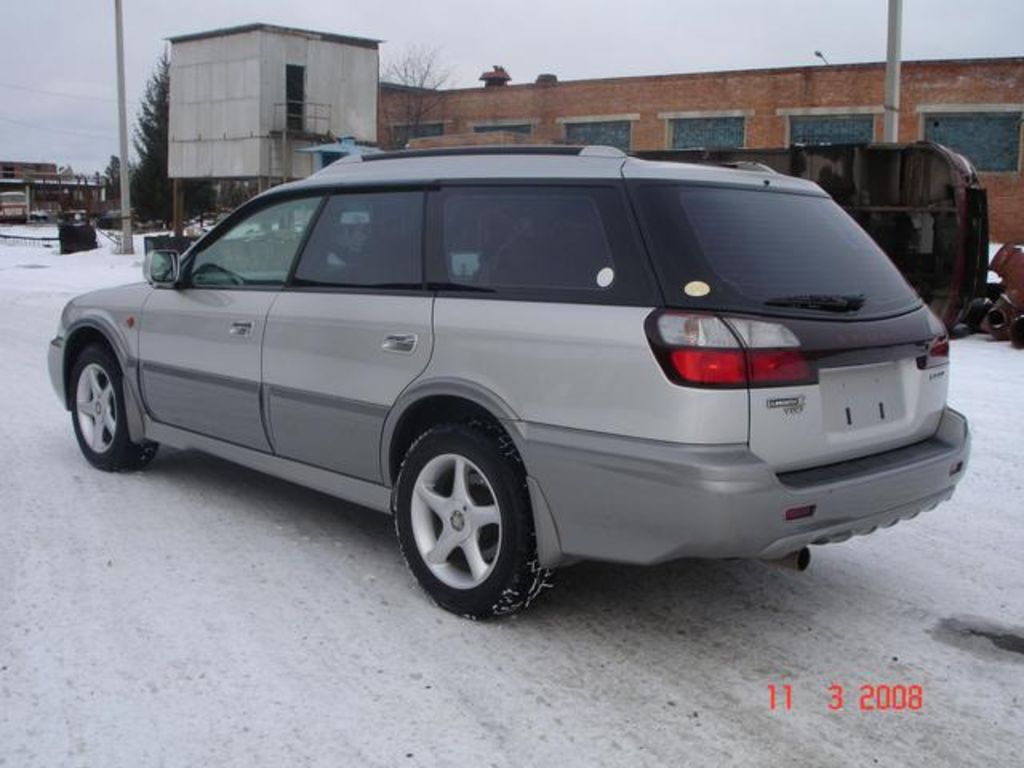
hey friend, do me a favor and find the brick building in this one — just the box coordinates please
[1,160,58,180]
[379,57,1024,242]
[0,160,108,219]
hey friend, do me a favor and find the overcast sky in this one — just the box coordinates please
[1,0,1020,173]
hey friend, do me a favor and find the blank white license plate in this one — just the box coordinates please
[820,362,905,430]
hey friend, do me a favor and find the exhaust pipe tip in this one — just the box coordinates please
[763,547,811,571]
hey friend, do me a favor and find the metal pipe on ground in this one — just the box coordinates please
[1011,315,1024,349]
[963,297,994,333]
[762,548,811,571]
[990,243,1024,307]
[982,294,1020,341]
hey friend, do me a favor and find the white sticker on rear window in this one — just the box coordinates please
[596,267,615,288]
[684,280,711,297]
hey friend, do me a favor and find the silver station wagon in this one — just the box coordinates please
[49,146,970,617]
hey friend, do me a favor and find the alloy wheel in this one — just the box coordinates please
[409,452,502,589]
[75,363,117,454]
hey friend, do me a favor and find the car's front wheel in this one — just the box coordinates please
[393,423,552,618]
[70,344,158,472]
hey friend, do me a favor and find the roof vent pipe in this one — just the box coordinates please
[480,65,511,87]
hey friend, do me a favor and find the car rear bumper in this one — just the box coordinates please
[521,407,969,566]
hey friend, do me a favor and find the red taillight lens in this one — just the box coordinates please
[917,336,950,369]
[748,349,812,385]
[670,349,747,385]
[648,311,816,388]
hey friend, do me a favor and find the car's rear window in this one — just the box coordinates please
[634,184,922,318]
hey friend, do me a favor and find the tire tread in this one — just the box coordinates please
[70,343,158,472]
[393,421,554,619]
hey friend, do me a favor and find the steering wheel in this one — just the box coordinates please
[192,261,244,286]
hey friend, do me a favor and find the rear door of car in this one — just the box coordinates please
[420,182,713,442]
[138,195,321,451]
[261,188,432,482]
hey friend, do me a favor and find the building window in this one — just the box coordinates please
[564,121,631,152]
[1,165,14,179]
[924,112,1021,172]
[670,117,745,149]
[790,115,874,146]
[390,122,444,147]
[473,123,532,135]
[286,64,305,131]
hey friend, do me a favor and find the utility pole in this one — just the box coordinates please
[114,0,134,254]
[883,0,903,142]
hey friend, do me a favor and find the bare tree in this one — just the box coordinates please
[380,45,452,149]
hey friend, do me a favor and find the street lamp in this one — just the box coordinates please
[814,50,831,65]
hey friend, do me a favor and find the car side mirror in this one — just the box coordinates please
[144,249,180,287]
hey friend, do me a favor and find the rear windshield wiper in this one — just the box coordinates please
[764,293,865,312]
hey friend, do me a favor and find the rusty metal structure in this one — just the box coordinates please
[990,242,1024,305]
[1011,315,1024,349]
[983,242,1024,343]
[637,142,989,329]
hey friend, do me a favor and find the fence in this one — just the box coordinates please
[0,232,59,248]
[0,224,97,254]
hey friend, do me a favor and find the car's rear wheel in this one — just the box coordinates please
[70,344,158,472]
[393,423,552,618]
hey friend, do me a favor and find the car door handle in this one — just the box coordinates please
[381,333,417,353]
[229,321,254,337]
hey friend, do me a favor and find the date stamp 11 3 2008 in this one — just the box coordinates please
[768,683,924,713]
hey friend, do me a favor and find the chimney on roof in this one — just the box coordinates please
[480,65,511,87]
[535,73,558,85]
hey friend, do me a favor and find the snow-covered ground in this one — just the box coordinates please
[1,236,1021,768]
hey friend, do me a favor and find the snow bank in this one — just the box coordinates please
[0,225,147,296]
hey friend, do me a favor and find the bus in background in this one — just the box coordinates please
[0,191,29,223]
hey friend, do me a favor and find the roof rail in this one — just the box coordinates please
[349,145,626,163]
[714,160,780,174]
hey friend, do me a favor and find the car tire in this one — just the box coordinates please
[69,344,158,472]
[393,422,553,619]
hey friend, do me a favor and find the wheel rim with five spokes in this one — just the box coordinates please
[75,363,117,454]
[410,453,502,589]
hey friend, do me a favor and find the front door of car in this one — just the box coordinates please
[138,195,322,451]
[262,190,432,482]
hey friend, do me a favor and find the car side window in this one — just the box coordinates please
[292,191,423,288]
[441,188,617,293]
[189,196,321,287]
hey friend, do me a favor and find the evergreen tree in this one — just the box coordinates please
[130,52,213,225]
[103,155,120,200]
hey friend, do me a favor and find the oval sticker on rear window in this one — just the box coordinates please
[684,280,711,297]
[596,267,615,288]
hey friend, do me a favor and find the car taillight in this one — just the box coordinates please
[646,311,815,388]
[748,349,813,384]
[917,335,950,369]
[669,349,747,385]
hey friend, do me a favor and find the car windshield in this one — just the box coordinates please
[635,184,923,318]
